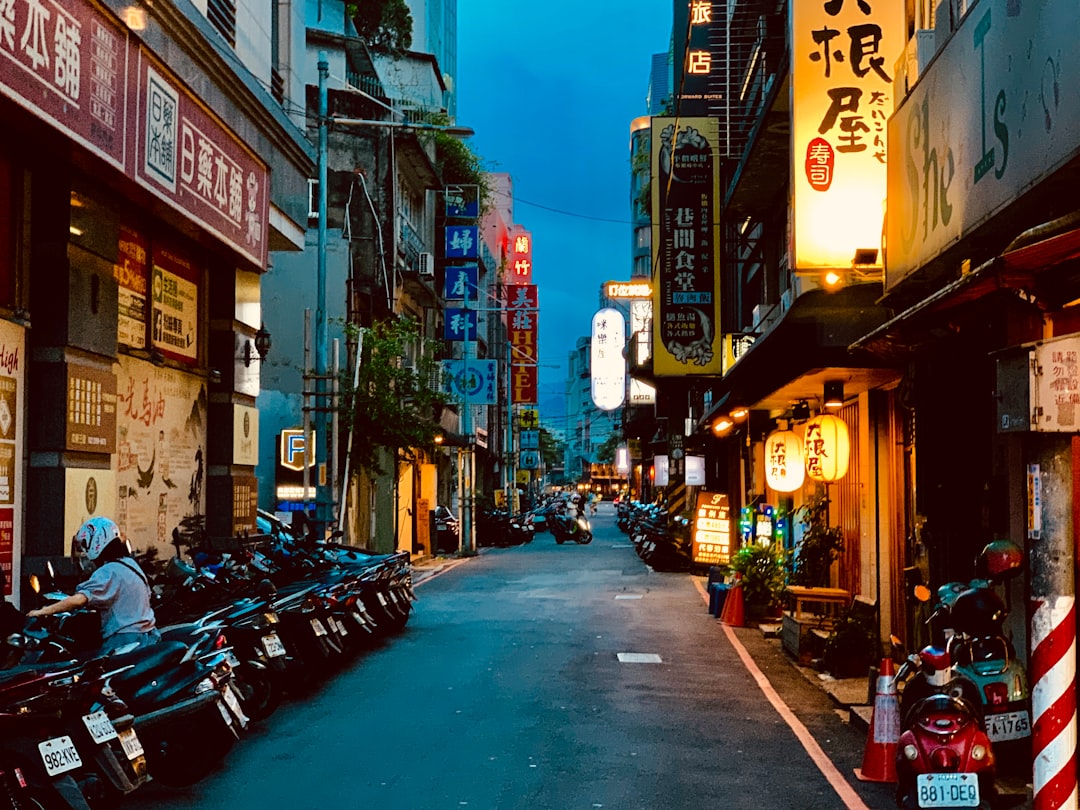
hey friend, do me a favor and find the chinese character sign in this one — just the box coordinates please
[591,308,625,411]
[440,359,498,405]
[443,265,479,302]
[692,491,731,565]
[445,225,478,260]
[151,245,198,362]
[443,309,478,342]
[792,0,902,270]
[650,117,722,376]
[673,1,724,117]
[445,185,480,219]
[507,226,533,283]
[506,284,539,366]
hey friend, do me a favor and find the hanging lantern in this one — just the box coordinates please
[803,413,850,482]
[764,429,805,492]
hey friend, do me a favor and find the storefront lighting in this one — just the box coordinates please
[823,380,844,409]
[804,413,850,482]
[765,428,805,493]
[69,225,84,237]
[712,417,733,434]
[121,5,147,30]
[730,407,749,419]
[824,270,842,287]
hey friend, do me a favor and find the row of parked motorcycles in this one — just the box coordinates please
[888,540,1030,810]
[0,510,416,809]
[616,500,691,571]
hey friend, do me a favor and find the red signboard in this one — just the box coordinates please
[0,0,270,268]
[512,364,537,405]
[507,227,533,283]
[506,284,537,357]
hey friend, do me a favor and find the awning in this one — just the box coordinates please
[854,219,1080,358]
[699,283,897,428]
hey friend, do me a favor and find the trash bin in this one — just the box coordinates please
[709,583,729,617]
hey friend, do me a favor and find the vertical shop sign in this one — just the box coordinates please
[507,227,533,283]
[591,308,625,411]
[444,225,478,260]
[115,226,149,349]
[507,284,539,403]
[0,509,11,596]
[672,0,723,116]
[792,0,902,270]
[151,244,198,362]
[651,117,721,376]
[443,264,479,302]
[233,404,258,465]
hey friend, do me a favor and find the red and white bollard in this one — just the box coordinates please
[1031,595,1077,809]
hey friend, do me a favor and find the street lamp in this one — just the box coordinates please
[315,52,476,544]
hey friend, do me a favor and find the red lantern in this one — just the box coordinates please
[765,429,805,492]
[803,414,850,482]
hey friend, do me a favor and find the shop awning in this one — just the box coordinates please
[854,217,1080,358]
[699,283,897,428]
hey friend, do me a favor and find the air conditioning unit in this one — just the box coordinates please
[418,252,434,277]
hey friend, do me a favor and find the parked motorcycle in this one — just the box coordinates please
[904,541,1030,772]
[892,634,996,810]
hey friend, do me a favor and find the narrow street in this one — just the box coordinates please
[127,506,896,810]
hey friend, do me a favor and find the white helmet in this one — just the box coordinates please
[75,516,121,561]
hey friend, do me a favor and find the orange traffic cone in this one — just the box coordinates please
[719,573,745,627]
[854,657,900,783]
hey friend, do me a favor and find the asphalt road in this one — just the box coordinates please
[126,505,896,809]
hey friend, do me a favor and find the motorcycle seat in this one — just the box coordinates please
[106,640,190,691]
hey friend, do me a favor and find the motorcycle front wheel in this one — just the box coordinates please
[575,532,593,545]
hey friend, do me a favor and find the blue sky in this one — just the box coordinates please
[455,1,671,424]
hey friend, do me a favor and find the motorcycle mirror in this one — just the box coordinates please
[913,583,932,603]
[46,560,56,580]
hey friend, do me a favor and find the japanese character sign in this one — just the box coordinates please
[792,0,901,270]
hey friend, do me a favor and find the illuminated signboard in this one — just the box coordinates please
[692,491,731,565]
[791,0,903,270]
[604,281,652,299]
[507,227,533,283]
[591,308,625,411]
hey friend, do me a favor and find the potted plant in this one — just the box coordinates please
[729,543,787,620]
[790,494,843,588]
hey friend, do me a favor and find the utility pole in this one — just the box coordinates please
[314,52,330,538]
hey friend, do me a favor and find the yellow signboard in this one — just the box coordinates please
[692,491,732,565]
[519,409,539,429]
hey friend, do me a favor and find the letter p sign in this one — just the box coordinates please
[280,428,314,472]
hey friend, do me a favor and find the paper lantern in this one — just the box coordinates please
[803,414,850,482]
[765,429,805,492]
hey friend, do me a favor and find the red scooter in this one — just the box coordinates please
[893,638,996,809]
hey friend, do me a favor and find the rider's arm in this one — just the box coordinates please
[27,591,88,618]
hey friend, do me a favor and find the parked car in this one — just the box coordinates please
[434,506,459,553]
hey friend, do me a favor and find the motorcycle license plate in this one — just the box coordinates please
[117,727,144,761]
[222,683,249,728]
[333,618,348,636]
[986,709,1031,742]
[261,633,287,658]
[38,736,83,777]
[81,710,118,744]
[916,773,979,807]
[310,618,328,636]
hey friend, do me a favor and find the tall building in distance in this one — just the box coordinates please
[647,50,673,115]
[405,0,459,116]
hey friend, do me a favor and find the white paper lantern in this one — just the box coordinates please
[803,414,850,482]
[765,429,805,492]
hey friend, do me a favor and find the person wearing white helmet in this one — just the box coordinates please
[27,516,159,654]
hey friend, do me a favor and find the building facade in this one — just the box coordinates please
[0,0,314,605]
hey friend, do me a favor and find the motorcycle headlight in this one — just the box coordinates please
[902,744,919,761]
[971,745,987,761]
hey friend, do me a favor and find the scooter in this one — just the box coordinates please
[906,541,1030,771]
[892,635,996,810]
[549,506,593,545]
